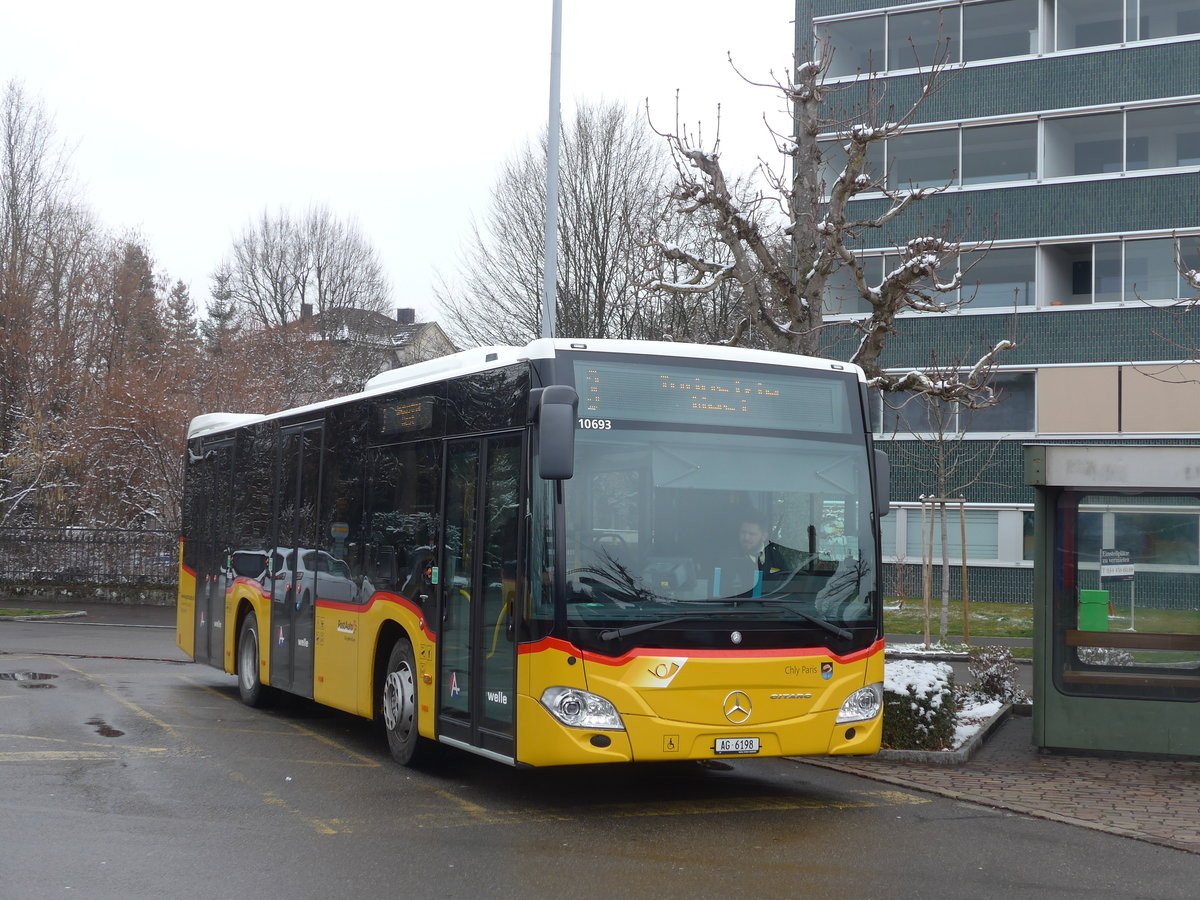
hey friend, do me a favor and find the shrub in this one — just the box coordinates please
[1077,646,1136,667]
[882,660,958,751]
[967,645,1029,704]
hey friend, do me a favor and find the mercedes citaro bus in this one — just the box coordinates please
[178,339,889,766]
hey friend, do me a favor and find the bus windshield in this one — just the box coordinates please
[555,356,878,652]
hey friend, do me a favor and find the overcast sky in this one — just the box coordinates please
[2,1,796,321]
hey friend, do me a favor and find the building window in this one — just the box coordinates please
[1126,103,1200,169]
[825,235,1198,316]
[1043,241,1112,304]
[823,255,885,316]
[874,372,1035,436]
[963,0,1040,60]
[961,122,1038,184]
[1136,0,1200,40]
[904,507,1000,561]
[885,505,1034,567]
[1044,112,1123,177]
[1042,237,1200,305]
[886,130,959,190]
[1056,0,1124,50]
[967,372,1036,431]
[1124,237,1181,301]
[817,16,884,78]
[817,0,1200,79]
[818,138,884,195]
[962,246,1037,307]
[888,7,960,71]
[881,511,898,559]
[825,104,1193,202]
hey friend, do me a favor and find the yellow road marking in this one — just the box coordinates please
[6,658,359,836]
[412,787,930,827]
[0,749,168,762]
[228,771,351,835]
[0,732,168,752]
[283,721,382,768]
[56,659,181,739]
[181,678,236,701]
[180,674,381,768]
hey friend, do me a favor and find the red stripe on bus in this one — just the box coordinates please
[520,635,884,666]
[315,591,435,641]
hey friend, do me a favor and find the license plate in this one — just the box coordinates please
[714,737,760,755]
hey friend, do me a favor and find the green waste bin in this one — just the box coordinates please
[1078,589,1110,631]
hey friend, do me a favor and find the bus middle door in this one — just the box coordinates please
[270,422,323,698]
[438,434,522,761]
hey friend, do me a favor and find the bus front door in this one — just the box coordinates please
[438,434,522,761]
[270,423,323,698]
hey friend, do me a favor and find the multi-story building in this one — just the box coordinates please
[798,1,1200,607]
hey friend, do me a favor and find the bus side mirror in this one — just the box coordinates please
[874,449,890,517]
[537,385,578,480]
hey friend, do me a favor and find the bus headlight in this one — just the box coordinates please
[836,683,883,724]
[540,687,624,730]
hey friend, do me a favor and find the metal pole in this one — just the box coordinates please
[541,0,563,340]
[959,497,970,644]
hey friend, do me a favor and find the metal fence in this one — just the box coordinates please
[0,528,177,589]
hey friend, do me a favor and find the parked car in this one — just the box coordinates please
[269,547,357,607]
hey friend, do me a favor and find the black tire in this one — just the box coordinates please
[381,639,428,765]
[237,611,278,708]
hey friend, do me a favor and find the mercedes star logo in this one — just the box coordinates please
[723,690,752,724]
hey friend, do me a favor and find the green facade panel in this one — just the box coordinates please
[820,42,1200,125]
[841,172,1200,244]
[837,305,1200,369]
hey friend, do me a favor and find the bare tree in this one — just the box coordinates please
[221,205,391,330]
[648,50,1013,403]
[881,351,1012,645]
[436,101,685,346]
[1,81,83,433]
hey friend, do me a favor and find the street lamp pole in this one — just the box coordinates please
[541,0,563,340]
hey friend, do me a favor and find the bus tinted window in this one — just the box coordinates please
[445,366,529,434]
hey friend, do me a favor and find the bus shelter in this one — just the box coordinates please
[1026,444,1200,756]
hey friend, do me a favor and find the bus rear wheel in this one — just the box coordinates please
[381,639,427,765]
[237,611,277,708]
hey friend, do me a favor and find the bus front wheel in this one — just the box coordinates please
[237,612,277,708]
[381,639,427,765]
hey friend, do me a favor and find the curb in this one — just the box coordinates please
[876,701,1013,765]
[0,611,88,621]
[885,649,1033,665]
[800,702,1015,770]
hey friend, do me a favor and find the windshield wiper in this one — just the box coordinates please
[599,611,777,641]
[727,600,853,641]
[599,615,699,641]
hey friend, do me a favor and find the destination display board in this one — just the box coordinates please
[572,358,854,434]
[374,396,434,437]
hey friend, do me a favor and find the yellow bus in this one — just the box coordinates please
[178,339,889,766]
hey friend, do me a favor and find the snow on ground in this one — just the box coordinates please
[951,698,1004,749]
[885,657,1006,751]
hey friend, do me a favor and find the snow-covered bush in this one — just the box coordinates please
[1077,646,1136,667]
[967,645,1029,704]
[882,659,958,751]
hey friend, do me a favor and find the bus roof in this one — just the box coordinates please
[187,339,865,441]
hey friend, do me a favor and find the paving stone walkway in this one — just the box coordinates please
[803,713,1200,854]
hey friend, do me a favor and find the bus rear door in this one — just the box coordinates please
[190,438,234,668]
